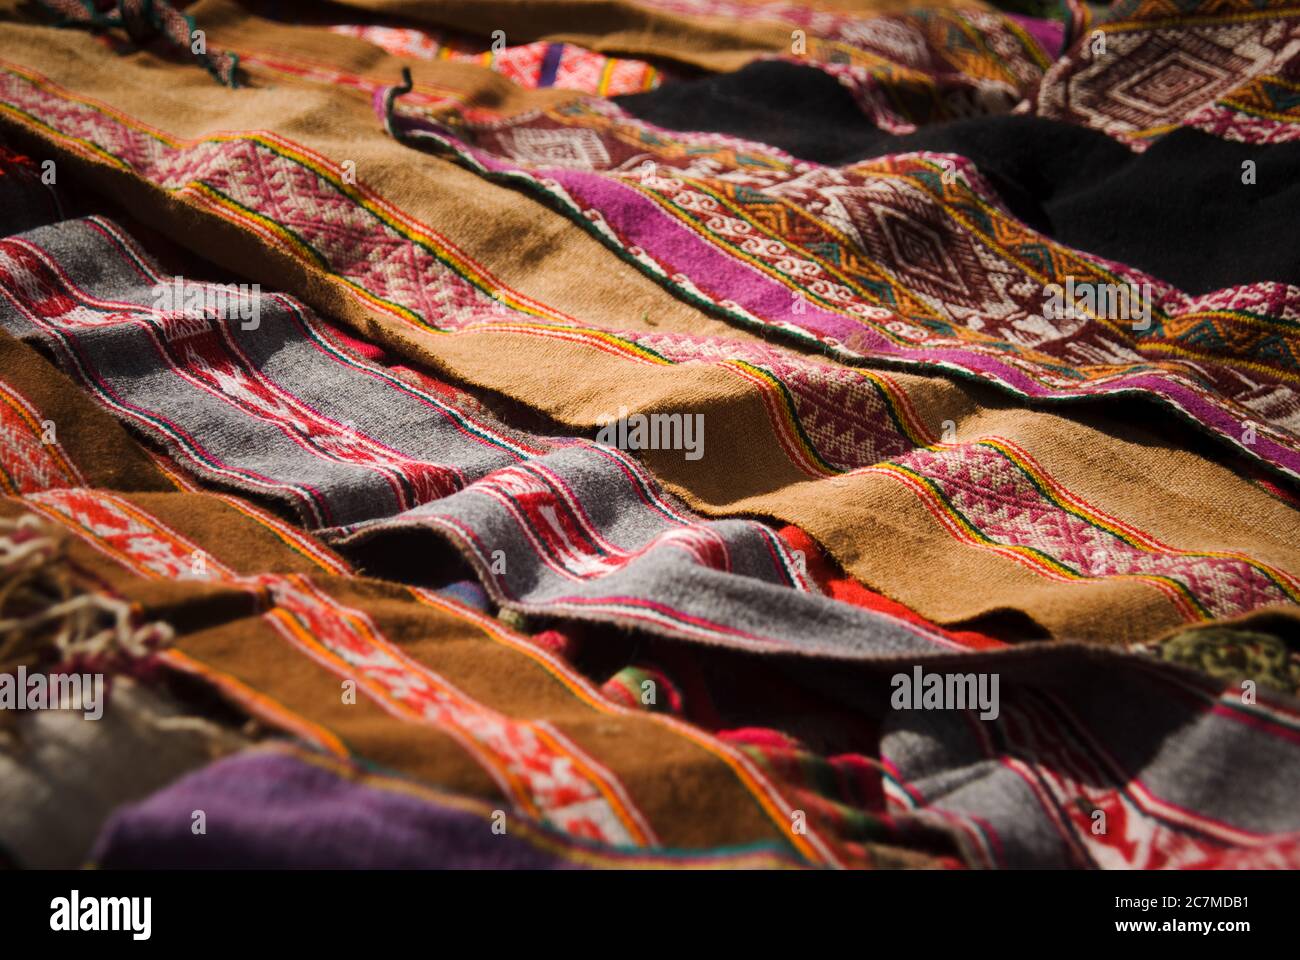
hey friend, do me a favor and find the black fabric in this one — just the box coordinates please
[615,61,1300,293]
[614,61,881,166]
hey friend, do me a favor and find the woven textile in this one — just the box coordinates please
[3,302,1298,867]
[386,70,1300,482]
[1,0,1299,871]
[328,24,668,95]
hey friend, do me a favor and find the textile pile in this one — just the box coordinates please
[1,0,1299,870]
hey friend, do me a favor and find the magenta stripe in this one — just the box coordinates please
[472,157,1300,480]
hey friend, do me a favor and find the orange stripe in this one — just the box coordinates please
[158,648,351,758]
[408,587,843,866]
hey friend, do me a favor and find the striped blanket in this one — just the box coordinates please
[1,0,1299,870]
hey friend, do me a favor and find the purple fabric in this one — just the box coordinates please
[91,750,585,869]
[539,42,565,88]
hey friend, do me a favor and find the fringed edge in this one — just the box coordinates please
[0,513,174,699]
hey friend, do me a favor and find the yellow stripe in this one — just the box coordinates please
[984,438,1300,600]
